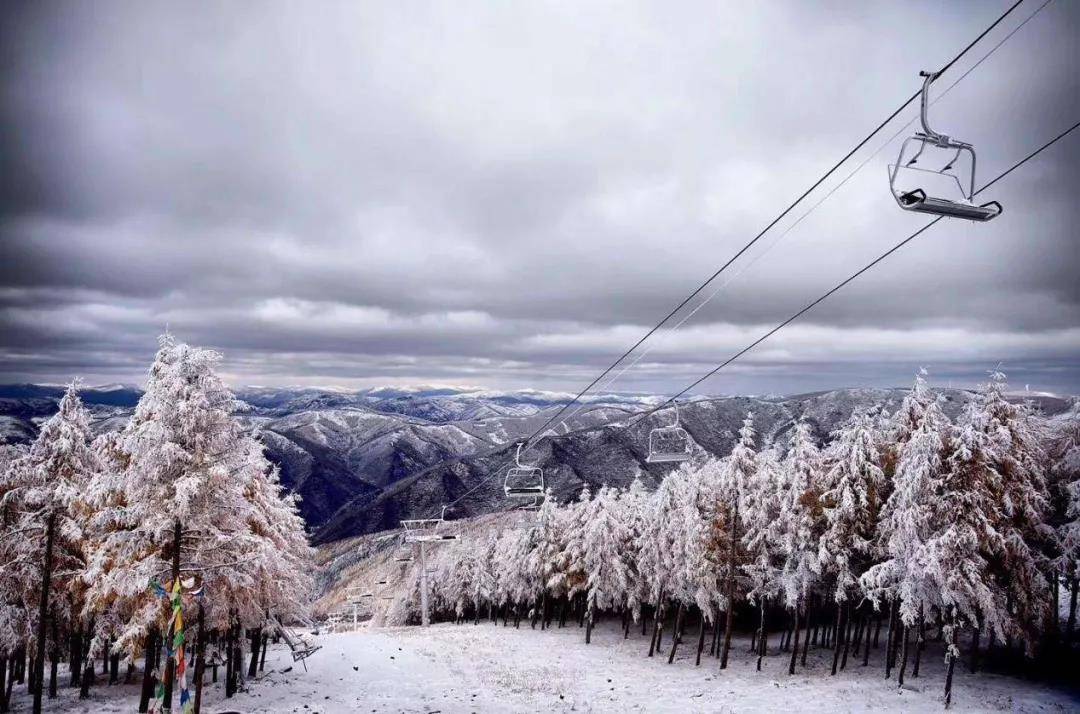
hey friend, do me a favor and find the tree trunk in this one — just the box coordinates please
[162,518,182,711]
[1067,577,1078,645]
[109,652,119,685]
[247,628,261,678]
[32,511,56,714]
[259,630,268,673]
[69,629,82,688]
[830,602,844,676]
[225,625,235,699]
[898,624,910,686]
[585,606,594,645]
[0,655,8,714]
[873,612,883,648]
[841,608,853,670]
[944,623,957,708]
[884,599,896,679]
[648,597,663,657]
[667,604,685,664]
[193,603,206,714]
[912,613,924,678]
[138,629,156,713]
[721,504,738,670]
[756,600,767,671]
[788,605,801,675]
[970,627,980,673]
[48,613,58,699]
[801,603,811,667]
[695,611,707,666]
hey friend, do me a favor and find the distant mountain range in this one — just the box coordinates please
[1,383,1071,545]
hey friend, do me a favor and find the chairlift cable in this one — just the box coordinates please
[412,0,1037,522]
[621,118,1080,433]
[521,0,1028,450]
[543,0,1054,436]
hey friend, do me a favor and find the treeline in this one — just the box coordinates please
[0,334,314,713]
[389,371,1079,707]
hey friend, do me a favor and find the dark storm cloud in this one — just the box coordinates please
[1,0,1078,393]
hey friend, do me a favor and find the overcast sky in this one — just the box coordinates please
[1,0,1078,396]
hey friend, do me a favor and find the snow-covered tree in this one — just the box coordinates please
[966,371,1052,650]
[777,419,823,612]
[818,410,885,604]
[861,370,949,627]
[580,487,634,641]
[0,381,99,702]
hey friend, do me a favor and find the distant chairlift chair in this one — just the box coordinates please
[504,442,545,499]
[888,70,1001,222]
[401,506,460,543]
[646,402,693,464]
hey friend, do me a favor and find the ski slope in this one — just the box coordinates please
[29,621,1079,713]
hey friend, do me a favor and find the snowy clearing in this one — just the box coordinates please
[20,621,1078,713]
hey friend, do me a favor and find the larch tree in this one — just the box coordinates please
[776,419,824,673]
[819,409,885,605]
[860,370,949,679]
[0,382,99,710]
[968,371,1052,651]
[580,487,633,643]
[740,447,782,670]
[718,412,756,669]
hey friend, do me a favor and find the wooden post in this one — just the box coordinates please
[32,511,56,714]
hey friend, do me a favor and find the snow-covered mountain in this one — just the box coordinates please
[1,383,1071,544]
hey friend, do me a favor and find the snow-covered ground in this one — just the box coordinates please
[16,621,1079,713]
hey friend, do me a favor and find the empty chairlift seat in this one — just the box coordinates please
[646,402,693,464]
[504,442,545,498]
[888,70,1001,222]
[401,506,460,543]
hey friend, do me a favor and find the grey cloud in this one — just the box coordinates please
[1,0,1078,394]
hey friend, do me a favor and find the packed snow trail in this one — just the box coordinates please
[23,621,1079,713]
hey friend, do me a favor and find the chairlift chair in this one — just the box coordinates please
[504,442,545,498]
[268,615,321,669]
[646,402,693,464]
[888,70,1002,222]
[401,506,460,543]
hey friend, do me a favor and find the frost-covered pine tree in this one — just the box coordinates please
[1048,400,1080,640]
[84,334,312,709]
[741,446,783,669]
[965,371,1051,650]
[860,370,949,670]
[0,381,99,705]
[818,409,885,605]
[718,412,756,668]
[580,487,633,643]
[777,419,823,614]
